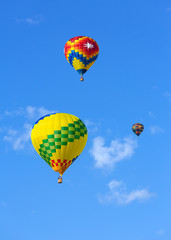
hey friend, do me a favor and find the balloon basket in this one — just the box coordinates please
[80,77,84,81]
[58,177,63,184]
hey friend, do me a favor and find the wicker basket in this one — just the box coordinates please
[58,177,63,184]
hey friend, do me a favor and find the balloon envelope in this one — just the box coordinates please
[31,113,88,176]
[132,123,144,136]
[64,36,99,80]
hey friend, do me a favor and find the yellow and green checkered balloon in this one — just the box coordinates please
[31,113,88,177]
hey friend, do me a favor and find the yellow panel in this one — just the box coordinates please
[72,58,86,70]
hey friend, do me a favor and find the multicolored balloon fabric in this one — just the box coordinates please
[31,113,88,180]
[132,123,144,136]
[64,36,99,81]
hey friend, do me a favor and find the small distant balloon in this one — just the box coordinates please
[132,123,144,136]
[64,36,99,81]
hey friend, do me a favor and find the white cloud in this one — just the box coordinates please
[4,108,24,117]
[148,111,156,118]
[106,128,113,135]
[84,119,99,133]
[90,136,137,169]
[98,180,154,205]
[2,106,57,151]
[1,201,7,208]
[164,91,171,102]
[2,106,56,121]
[156,229,165,235]
[26,106,55,120]
[149,126,164,134]
[15,16,43,24]
[36,107,55,118]
[153,85,158,89]
[26,106,36,118]
[4,123,32,150]
[25,17,40,24]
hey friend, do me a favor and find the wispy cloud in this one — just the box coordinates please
[166,8,171,11]
[90,136,137,169]
[156,229,165,235]
[1,201,7,208]
[98,180,154,205]
[26,106,55,120]
[149,126,164,134]
[2,106,56,121]
[31,210,36,214]
[4,123,32,150]
[153,85,158,89]
[4,107,24,117]
[1,106,57,151]
[148,111,156,118]
[164,91,171,102]
[15,15,43,24]
[25,17,41,24]
[84,119,99,133]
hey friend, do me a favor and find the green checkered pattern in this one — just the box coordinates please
[38,119,87,166]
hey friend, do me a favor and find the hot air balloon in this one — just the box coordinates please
[132,123,144,136]
[64,36,99,81]
[31,113,88,183]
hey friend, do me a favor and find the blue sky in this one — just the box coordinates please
[0,0,171,239]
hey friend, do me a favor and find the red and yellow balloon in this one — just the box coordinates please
[64,36,99,81]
